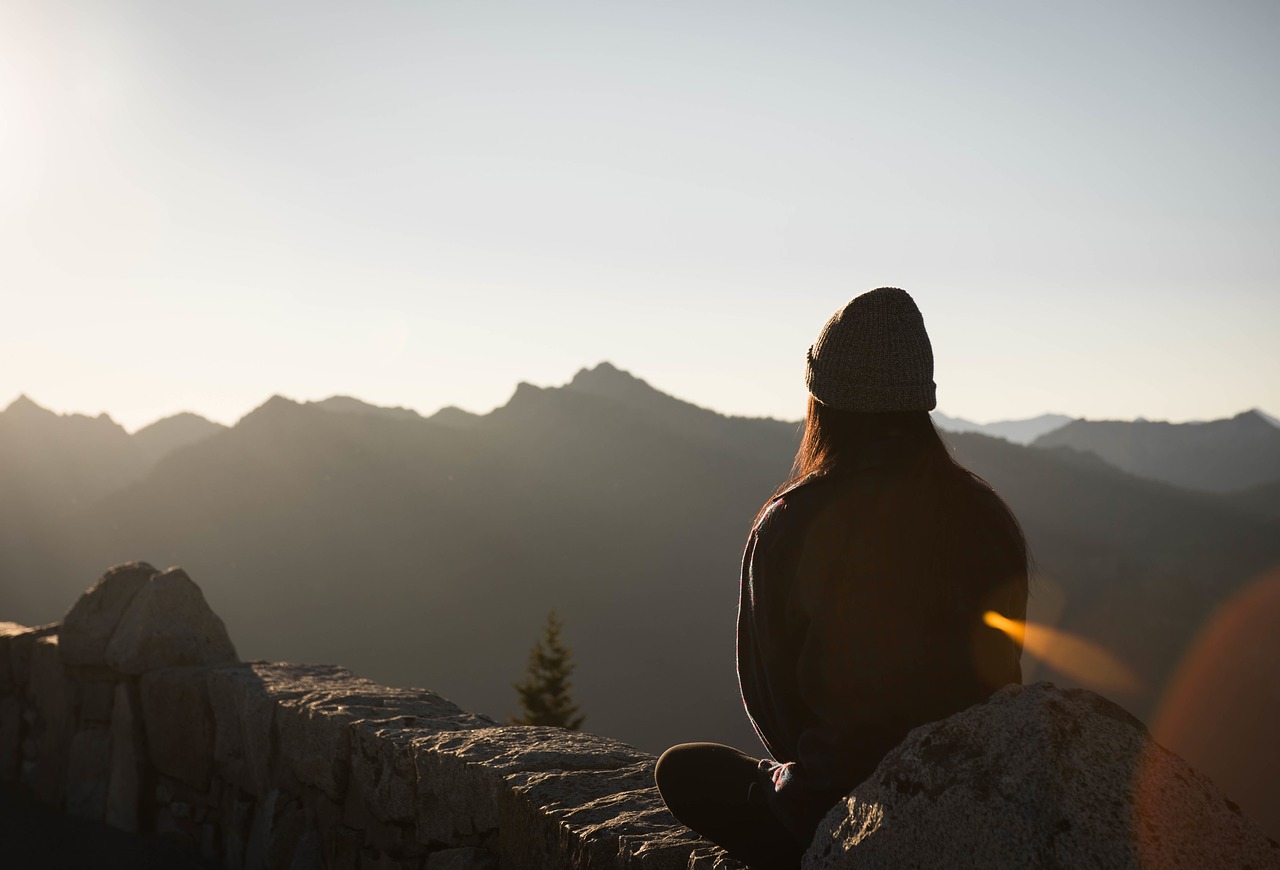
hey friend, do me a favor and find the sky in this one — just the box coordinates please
[2,0,1277,432]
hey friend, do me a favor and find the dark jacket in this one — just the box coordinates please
[736,443,1027,841]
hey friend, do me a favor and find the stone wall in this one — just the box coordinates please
[6,562,1278,869]
[0,563,739,869]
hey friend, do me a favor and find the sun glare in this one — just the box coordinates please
[984,610,1140,695]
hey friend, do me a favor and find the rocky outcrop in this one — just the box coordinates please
[5,564,1277,869]
[0,565,740,869]
[804,682,1280,868]
[61,561,238,672]
[59,562,156,667]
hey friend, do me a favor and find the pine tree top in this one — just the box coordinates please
[509,609,585,730]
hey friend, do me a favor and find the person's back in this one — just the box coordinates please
[656,287,1029,869]
[738,414,1027,842]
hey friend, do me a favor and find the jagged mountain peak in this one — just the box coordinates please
[1254,408,1280,429]
[235,394,305,426]
[1234,409,1275,427]
[4,394,57,418]
[567,361,657,398]
[0,395,122,431]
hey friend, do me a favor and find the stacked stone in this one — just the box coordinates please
[8,562,1274,869]
[2,561,239,825]
[0,563,741,870]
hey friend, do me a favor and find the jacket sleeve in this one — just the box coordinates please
[759,503,895,839]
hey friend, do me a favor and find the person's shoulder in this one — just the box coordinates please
[958,471,1018,524]
[953,471,1027,568]
[755,472,844,539]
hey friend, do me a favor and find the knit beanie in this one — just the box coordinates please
[805,287,937,412]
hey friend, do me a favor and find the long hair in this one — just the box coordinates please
[788,397,945,483]
[762,397,1030,601]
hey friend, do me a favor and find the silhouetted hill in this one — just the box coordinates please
[563,362,799,460]
[2,369,1278,766]
[1033,411,1280,493]
[312,396,424,421]
[948,431,1280,698]
[1228,479,1280,522]
[1,397,144,618]
[1,396,141,514]
[133,413,227,467]
[932,411,1073,445]
[14,372,794,753]
[427,406,481,428]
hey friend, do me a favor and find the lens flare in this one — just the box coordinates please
[1147,568,1280,841]
[983,610,1140,695]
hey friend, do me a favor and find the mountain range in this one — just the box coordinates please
[3,364,1279,834]
[930,411,1074,445]
[1033,411,1280,493]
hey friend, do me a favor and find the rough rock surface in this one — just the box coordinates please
[139,667,217,790]
[413,725,650,846]
[104,567,239,674]
[501,762,734,870]
[60,562,157,667]
[6,564,749,868]
[804,682,1280,869]
[0,622,33,692]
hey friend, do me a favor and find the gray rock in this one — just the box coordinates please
[210,663,301,797]
[221,789,256,869]
[79,680,115,725]
[28,635,75,805]
[804,682,1280,869]
[427,847,499,870]
[65,727,112,820]
[265,796,315,870]
[140,666,216,790]
[28,635,74,733]
[60,562,157,667]
[288,820,324,870]
[349,691,494,825]
[0,621,33,692]
[0,695,22,778]
[412,726,650,846]
[686,848,748,869]
[500,762,720,870]
[245,787,280,870]
[2,622,57,695]
[104,567,239,674]
[106,681,144,831]
[266,663,490,805]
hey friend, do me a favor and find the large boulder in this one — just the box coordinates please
[60,562,158,667]
[103,567,239,674]
[804,682,1280,869]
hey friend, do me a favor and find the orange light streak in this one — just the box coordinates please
[983,611,1140,695]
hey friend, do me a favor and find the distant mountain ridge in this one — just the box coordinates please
[311,396,423,421]
[133,413,228,462]
[4,368,1278,728]
[932,411,1074,445]
[3,372,1278,836]
[1256,408,1280,429]
[1034,410,1280,493]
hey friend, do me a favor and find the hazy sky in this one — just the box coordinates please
[3,0,1277,431]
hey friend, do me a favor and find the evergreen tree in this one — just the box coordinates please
[509,609,585,730]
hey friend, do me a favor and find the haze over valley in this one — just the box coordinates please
[5,366,1279,810]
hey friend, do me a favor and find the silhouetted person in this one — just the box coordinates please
[655,287,1029,868]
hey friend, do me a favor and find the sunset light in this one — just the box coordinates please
[984,610,1141,696]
